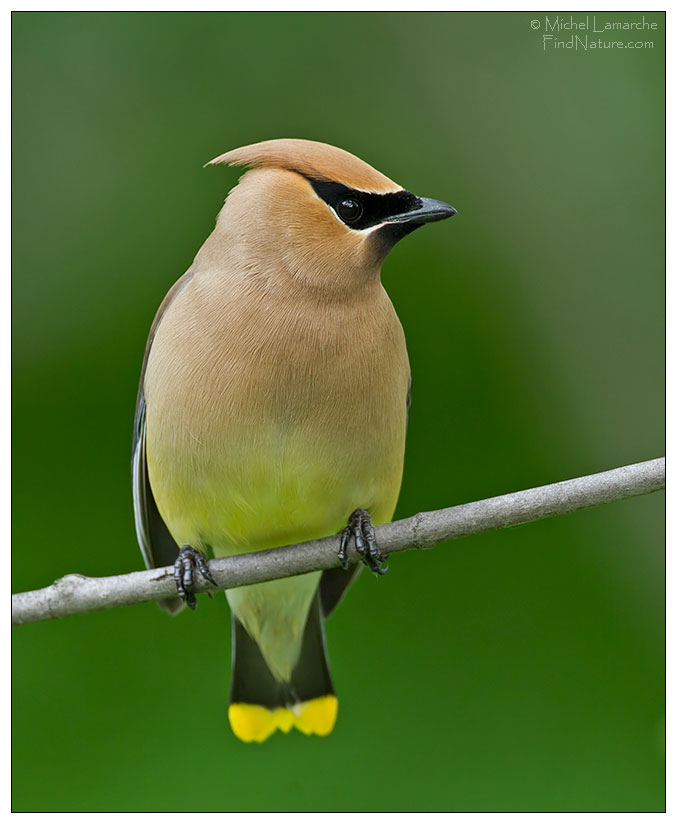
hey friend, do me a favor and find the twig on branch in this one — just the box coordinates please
[12,457,665,627]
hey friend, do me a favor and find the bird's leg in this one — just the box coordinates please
[173,546,218,610]
[338,509,389,575]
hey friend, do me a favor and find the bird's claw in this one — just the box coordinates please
[174,546,217,610]
[338,509,389,576]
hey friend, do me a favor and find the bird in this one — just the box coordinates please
[132,138,456,742]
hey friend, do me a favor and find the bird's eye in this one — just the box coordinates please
[337,199,363,223]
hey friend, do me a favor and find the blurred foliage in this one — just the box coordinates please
[12,11,664,812]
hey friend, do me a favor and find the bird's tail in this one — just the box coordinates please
[228,591,338,743]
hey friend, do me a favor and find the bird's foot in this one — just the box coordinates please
[338,509,389,576]
[174,546,217,610]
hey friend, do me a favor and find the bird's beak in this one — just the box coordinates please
[385,197,457,227]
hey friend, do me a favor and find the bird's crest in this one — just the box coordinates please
[207,138,401,195]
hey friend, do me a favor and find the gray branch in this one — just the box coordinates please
[12,457,665,626]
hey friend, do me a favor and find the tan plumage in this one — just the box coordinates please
[207,137,400,193]
[132,138,455,741]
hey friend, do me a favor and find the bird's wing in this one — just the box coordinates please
[132,392,186,615]
[320,377,411,618]
[319,564,363,618]
[132,393,181,570]
[131,270,195,614]
[406,375,412,425]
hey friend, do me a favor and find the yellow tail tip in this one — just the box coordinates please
[228,695,338,743]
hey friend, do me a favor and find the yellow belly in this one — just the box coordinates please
[145,413,404,556]
[145,404,405,681]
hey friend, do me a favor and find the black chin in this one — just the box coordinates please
[373,221,424,254]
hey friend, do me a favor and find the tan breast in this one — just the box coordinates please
[143,264,410,553]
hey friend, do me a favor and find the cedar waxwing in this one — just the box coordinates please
[132,139,456,742]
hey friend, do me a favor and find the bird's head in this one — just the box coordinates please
[206,138,456,293]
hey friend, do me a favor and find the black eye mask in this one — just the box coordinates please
[307,178,422,231]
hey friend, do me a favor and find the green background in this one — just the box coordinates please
[12,11,664,812]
